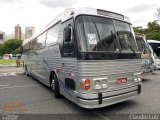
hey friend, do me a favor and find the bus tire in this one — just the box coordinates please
[53,74,61,98]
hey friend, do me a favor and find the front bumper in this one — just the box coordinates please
[77,85,141,109]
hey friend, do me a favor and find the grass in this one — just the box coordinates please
[0,59,16,64]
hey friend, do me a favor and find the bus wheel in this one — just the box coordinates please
[51,76,54,90]
[53,74,61,98]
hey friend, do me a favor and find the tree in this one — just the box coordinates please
[146,31,160,40]
[133,26,143,33]
[134,20,160,40]
[2,38,22,54]
[0,44,4,56]
[147,20,160,31]
[146,21,160,40]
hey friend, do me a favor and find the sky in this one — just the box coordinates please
[0,0,160,35]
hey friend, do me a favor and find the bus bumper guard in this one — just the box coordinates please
[76,85,141,109]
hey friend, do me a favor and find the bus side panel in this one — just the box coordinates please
[43,44,62,87]
[36,49,48,84]
[41,43,79,104]
[60,57,79,103]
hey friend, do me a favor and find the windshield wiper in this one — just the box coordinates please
[111,31,119,52]
[90,18,118,53]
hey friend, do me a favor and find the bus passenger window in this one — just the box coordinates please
[46,22,60,45]
[37,33,46,49]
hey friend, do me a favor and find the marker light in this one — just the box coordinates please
[85,79,90,90]
[80,79,90,90]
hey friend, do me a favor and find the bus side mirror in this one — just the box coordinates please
[63,25,74,55]
[64,26,72,42]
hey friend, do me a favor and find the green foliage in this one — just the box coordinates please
[146,30,160,40]
[133,26,144,33]
[134,20,160,40]
[1,38,22,55]
[0,44,4,56]
[11,48,21,54]
[0,59,16,64]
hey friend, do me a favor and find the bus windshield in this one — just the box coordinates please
[75,15,138,53]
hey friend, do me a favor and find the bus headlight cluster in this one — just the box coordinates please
[94,78,108,90]
[94,81,101,89]
[134,73,142,82]
[102,80,108,88]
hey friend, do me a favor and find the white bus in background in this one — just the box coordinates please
[147,40,160,69]
[22,7,142,108]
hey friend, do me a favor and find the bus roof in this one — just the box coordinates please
[147,40,160,43]
[23,7,131,46]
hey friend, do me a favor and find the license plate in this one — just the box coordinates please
[117,77,127,84]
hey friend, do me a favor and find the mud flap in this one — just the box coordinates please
[98,93,102,104]
[138,85,141,94]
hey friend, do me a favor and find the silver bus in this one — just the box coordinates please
[22,8,142,108]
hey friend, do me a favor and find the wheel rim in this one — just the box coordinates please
[51,78,54,90]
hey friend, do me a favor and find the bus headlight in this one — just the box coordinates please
[134,73,142,82]
[102,80,108,88]
[94,80,101,89]
[93,77,108,90]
